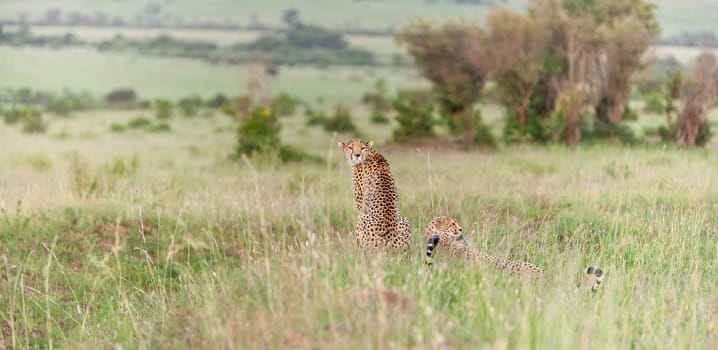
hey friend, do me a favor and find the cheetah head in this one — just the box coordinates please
[338,139,374,166]
[426,216,471,247]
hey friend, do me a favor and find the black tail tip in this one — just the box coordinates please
[430,234,440,246]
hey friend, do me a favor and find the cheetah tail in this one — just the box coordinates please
[425,234,440,265]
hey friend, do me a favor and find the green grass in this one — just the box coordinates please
[1,107,718,348]
[0,46,420,103]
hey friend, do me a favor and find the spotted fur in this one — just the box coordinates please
[425,216,604,292]
[339,139,411,252]
[424,216,543,277]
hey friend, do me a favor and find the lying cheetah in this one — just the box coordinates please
[338,139,411,251]
[424,216,604,292]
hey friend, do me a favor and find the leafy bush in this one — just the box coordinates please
[3,108,23,124]
[178,95,202,117]
[21,107,46,133]
[306,111,326,126]
[622,107,639,121]
[109,123,126,132]
[105,88,137,107]
[362,79,390,112]
[658,125,674,142]
[138,100,152,109]
[643,92,666,113]
[271,92,299,116]
[392,89,436,142]
[127,116,152,129]
[322,104,358,133]
[236,106,281,157]
[46,96,72,116]
[503,108,551,144]
[695,123,712,146]
[146,122,171,133]
[589,119,640,145]
[47,90,99,116]
[370,111,389,124]
[464,109,497,148]
[641,125,659,137]
[207,93,230,109]
[154,98,172,119]
[236,105,317,162]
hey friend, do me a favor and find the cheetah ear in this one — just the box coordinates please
[367,141,374,148]
[338,142,345,149]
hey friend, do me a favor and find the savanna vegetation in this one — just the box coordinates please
[2,0,718,349]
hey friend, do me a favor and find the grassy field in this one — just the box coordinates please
[1,107,718,348]
[0,46,420,103]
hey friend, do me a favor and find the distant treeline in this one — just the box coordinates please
[3,4,716,45]
[0,24,377,66]
[657,31,718,48]
[1,5,397,36]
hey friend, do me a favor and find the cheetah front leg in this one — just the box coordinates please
[351,164,365,212]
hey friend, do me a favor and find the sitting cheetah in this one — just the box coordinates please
[338,139,411,252]
[424,216,604,292]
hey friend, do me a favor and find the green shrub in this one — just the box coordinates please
[3,108,23,124]
[127,116,152,129]
[236,105,317,162]
[109,123,126,132]
[642,125,659,137]
[695,122,712,146]
[304,104,325,125]
[207,93,230,109]
[658,125,674,142]
[21,107,45,133]
[46,97,73,116]
[362,79,390,112]
[105,88,138,107]
[622,107,639,121]
[643,92,666,114]
[392,89,436,142]
[465,109,497,148]
[146,122,171,133]
[370,111,389,124]
[138,100,152,109]
[659,122,712,146]
[503,108,550,144]
[271,92,299,116]
[322,104,358,133]
[237,106,281,157]
[590,119,640,145]
[24,153,53,171]
[221,103,237,119]
[154,98,172,119]
[178,95,202,117]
